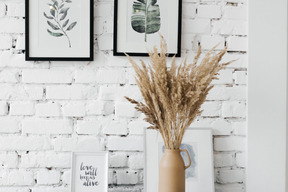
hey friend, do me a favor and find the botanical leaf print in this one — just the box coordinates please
[131,0,161,42]
[67,22,77,31]
[43,0,78,48]
[47,29,64,37]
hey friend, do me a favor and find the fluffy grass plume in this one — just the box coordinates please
[125,35,233,150]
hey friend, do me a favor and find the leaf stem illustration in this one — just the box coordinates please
[53,8,71,48]
[44,0,77,48]
[131,0,161,42]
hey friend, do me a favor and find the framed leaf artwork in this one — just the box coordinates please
[113,0,182,57]
[25,0,94,61]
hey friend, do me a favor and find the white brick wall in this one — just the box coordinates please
[0,0,247,191]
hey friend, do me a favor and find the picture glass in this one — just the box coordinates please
[27,0,92,60]
[71,152,108,192]
[115,0,181,56]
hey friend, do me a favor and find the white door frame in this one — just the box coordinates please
[247,0,288,191]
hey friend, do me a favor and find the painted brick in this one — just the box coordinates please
[214,153,234,167]
[216,169,245,183]
[0,188,30,192]
[46,85,97,100]
[0,69,20,83]
[75,70,97,83]
[207,86,247,101]
[212,119,233,136]
[235,153,246,167]
[116,171,139,185]
[213,70,234,85]
[61,170,71,184]
[223,6,247,20]
[31,187,70,192]
[0,3,5,17]
[53,136,102,152]
[128,120,149,135]
[0,117,20,133]
[103,119,128,135]
[227,36,248,52]
[0,35,12,49]
[94,17,104,35]
[128,153,144,169]
[10,102,35,116]
[16,35,25,50]
[115,102,139,118]
[22,119,73,134]
[0,102,8,115]
[1,169,34,186]
[35,102,61,117]
[222,101,246,118]
[0,152,18,168]
[199,35,225,50]
[6,2,25,17]
[183,4,197,19]
[37,169,61,185]
[20,152,71,168]
[107,136,144,151]
[214,137,246,151]
[62,102,86,117]
[234,71,247,85]
[232,121,247,136]
[183,19,211,34]
[212,20,247,36]
[0,18,25,33]
[197,5,222,18]
[96,69,126,84]
[76,120,101,135]
[95,3,112,17]
[201,101,221,117]
[87,101,114,115]
[109,153,128,168]
[215,183,245,192]
[22,69,72,84]
[222,54,248,68]
[98,33,113,51]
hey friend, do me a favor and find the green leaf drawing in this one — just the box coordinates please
[59,7,70,21]
[131,0,161,42]
[47,21,60,30]
[44,12,53,19]
[66,22,77,31]
[59,4,65,9]
[54,1,58,8]
[47,29,64,37]
[44,0,77,48]
[50,7,56,17]
[63,19,69,28]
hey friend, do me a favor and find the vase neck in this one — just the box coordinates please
[164,149,180,153]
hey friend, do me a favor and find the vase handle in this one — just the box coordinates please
[180,149,191,170]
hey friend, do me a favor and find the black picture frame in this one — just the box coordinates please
[113,0,182,57]
[25,0,94,61]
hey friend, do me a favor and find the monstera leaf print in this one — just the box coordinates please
[43,0,77,48]
[131,0,161,42]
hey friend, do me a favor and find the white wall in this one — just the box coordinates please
[0,0,247,191]
[247,0,288,191]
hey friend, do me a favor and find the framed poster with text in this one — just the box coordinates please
[71,152,108,192]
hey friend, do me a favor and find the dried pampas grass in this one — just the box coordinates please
[125,35,233,150]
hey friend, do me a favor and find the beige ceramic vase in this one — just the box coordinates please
[159,149,191,192]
